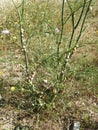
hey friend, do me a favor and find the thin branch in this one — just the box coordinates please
[57,0,65,65]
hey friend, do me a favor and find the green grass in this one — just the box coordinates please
[0,0,98,129]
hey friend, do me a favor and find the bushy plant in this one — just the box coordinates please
[5,0,93,112]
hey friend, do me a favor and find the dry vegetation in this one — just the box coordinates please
[0,0,98,130]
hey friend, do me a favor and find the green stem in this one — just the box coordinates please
[57,0,65,65]
[58,0,92,81]
[12,0,29,82]
[75,0,92,45]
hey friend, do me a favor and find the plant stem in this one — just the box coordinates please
[12,0,29,82]
[58,0,93,81]
[57,0,65,65]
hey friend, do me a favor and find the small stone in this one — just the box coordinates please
[1,29,10,34]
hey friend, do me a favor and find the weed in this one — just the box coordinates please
[0,0,98,129]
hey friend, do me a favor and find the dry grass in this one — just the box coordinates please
[0,0,98,130]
